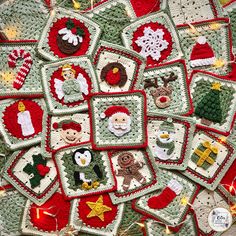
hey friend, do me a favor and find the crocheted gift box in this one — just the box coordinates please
[0,41,43,98]
[93,41,146,92]
[0,98,46,150]
[183,129,236,191]
[143,60,193,116]
[41,113,91,158]
[133,169,200,227]
[3,146,59,205]
[89,91,148,150]
[147,114,195,170]
[41,57,99,115]
[108,149,162,204]
[37,7,101,60]
[53,143,116,199]
[190,71,236,135]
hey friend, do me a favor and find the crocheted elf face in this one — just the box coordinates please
[108,113,131,137]
[60,128,82,144]
[74,149,92,167]
[62,69,76,80]
[156,130,175,144]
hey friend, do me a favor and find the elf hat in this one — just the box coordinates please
[159,118,175,133]
[190,36,215,68]
[53,120,81,132]
[100,106,130,119]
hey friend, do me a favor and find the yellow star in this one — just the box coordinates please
[211,82,221,91]
[213,58,225,68]
[86,195,112,221]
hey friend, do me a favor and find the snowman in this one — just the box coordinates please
[154,118,175,160]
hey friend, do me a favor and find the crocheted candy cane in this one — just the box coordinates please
[8,49,33,90]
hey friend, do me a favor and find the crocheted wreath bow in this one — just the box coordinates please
[23,154,50,188]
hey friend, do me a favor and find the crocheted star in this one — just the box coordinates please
[135,27,169,61]
[86,195,112,221]
[211,82,221,91]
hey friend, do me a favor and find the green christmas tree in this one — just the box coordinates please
[195,82,223,125]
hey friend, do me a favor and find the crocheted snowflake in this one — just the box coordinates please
[135,27,169,61]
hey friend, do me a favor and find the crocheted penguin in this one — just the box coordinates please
[73,148,103,190]
[154,118,175,160]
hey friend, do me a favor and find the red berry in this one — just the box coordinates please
[71,28,77,35]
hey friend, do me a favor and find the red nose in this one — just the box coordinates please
[160,96,167,103]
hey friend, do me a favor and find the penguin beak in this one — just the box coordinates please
[160,134,169,139]
[81,158,86,165]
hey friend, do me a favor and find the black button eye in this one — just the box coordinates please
[122,118,125,121]
[115,119,118,121]
[74,133,76,135]
[67,131,69,134]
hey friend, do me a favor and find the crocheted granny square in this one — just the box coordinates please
[3,146,59,205]
[190,71,236,135]
[183,129,236,191]
[93,41,146,92]
[86,0,137,45]
[0,189,26,236]
[21,192,71,236]
[41,113,90,158]
[0,0,49,40]
[133,169,199,226]
[89,91,147,150]
[70,193,124,236]
[224,1,236,54]
[54,143,116,199]
[109,149,162,204]
[41,57,99,115]
[177,18,233,76]
[122,11,183,67]
[144,60,193,115]
[193,189,234,236]
[37,7,101,60]
[0,41,43,98]
[165,0,224,25]
[147,114,195,170]
[219,159,236,202]
[144,213,199,236]
[0,98,45,150]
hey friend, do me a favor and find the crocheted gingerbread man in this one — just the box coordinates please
[116,152,146,191]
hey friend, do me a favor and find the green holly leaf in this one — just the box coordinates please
[66,19,75,30]
[76,27,84,37]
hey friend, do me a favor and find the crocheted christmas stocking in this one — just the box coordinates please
[148,179,183,209]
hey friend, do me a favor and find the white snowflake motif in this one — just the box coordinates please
[135,27,169,61]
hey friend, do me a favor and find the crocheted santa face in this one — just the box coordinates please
[108,113,131,137]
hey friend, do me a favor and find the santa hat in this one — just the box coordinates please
[190,36,215,68]
[100,106,130,119]
[159,118,175,133]
[53,120,81,132]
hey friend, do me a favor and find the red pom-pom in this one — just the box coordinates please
[53,122,59,129]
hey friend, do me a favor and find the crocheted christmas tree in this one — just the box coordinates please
[194,82,223,125]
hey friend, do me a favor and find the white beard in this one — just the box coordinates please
[108,117,131,137]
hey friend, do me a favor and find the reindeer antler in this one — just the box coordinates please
[161,72,178,87]
[144,78,158,89]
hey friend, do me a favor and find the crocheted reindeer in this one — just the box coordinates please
[144,72,178,109]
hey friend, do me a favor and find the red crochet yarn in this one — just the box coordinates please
[132,22,173,66]
[130,0,160,17]
[30,193,70,232]
[78,194,118,228]
[148,187,177,209]
[2,100,43,139]
[105,69,121,85]
[48,17,90,58]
